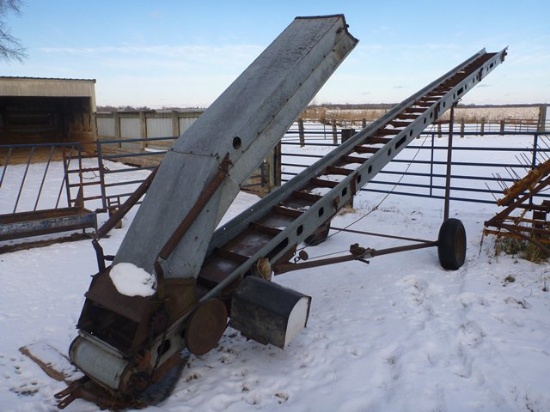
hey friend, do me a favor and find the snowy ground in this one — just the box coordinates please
[1,135,550,412]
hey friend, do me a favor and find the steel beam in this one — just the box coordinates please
[206,49,508,282]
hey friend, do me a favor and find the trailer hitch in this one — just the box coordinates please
[273,243,373,274]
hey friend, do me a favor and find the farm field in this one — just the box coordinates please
[300,105,542,127]
[1,133,550,411]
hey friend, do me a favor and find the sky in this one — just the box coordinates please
[2,0,549,108]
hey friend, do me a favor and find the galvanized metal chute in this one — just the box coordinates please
[114,15,359,279]
[55,15,358,409]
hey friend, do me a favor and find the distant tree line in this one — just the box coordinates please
[97,105,153,113]
[309,103,545,110]
[96,105,207,112]
[96,102,547,114]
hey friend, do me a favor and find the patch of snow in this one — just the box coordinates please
[1,133,550,411]
[109,262,156,297]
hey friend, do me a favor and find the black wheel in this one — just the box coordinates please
[438,218,466,270]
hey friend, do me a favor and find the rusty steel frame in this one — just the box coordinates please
[484,159,550,254]
[0,142,98,244]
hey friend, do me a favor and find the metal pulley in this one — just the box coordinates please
[184,299,228,356]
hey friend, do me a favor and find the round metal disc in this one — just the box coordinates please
[184,299,228,356]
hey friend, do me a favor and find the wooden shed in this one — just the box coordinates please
[0,77,96,146]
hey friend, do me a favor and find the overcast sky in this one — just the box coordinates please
[3,0,549,108]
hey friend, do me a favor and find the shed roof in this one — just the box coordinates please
[0,76,96,98]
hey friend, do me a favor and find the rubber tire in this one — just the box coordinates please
[438,218,466,270]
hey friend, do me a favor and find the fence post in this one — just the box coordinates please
[298,118,305,147]
[341,128,355,143]
[437,122,442,138]
[460,121,465,138]
[274,141,282,187]
[500,120,505,134]
[172,111,180,137]
[139,111,147,149]
[430,132,435,196]
[538,105,547,132]
[332,120,338,144]
[362,118,367,129]
[114,112,121,143]
[96,140,108,211]
[480,118,485,136]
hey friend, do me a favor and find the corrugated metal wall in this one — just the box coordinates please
[96,110,203,140]
[120,117,141,138]
[147,116,172,138]
[179,116,198,136]
[97,116,115,137]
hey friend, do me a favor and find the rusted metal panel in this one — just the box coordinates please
[484,159,550,254]
[0,207,97,241]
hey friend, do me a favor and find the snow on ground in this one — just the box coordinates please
[1,135,550,412]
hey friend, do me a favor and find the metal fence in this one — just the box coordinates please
[281,123,550,205]
[0,134,272,222]
[94,136,271,211]
[3,118,548,245]
[95,136,174,212]
[0,142,88,214]
[3,121,549,217]
[0,142,100,244]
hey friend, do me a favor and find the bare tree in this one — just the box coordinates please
[0,0,25,62]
